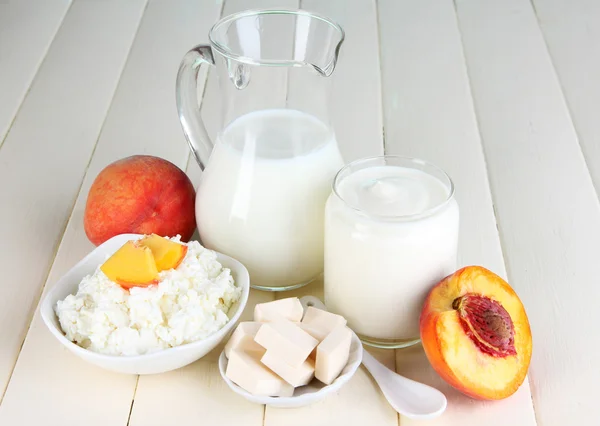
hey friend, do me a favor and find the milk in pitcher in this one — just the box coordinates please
[196,109,344,290]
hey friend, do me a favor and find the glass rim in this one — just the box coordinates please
[208,9,345,68]
[332,155,456,221]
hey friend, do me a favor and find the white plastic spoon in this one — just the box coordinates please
[300,296,447,420]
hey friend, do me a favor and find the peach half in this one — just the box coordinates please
[100,241,159,289]
[139,234,187,271]
[419,266,532,400]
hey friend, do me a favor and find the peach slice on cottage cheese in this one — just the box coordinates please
[100,240,158,289]
[139,233,188,271]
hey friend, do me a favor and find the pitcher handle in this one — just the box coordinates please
[176,45,215,171]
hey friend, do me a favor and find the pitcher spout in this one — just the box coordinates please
[293,11,345,77]
[307,26,344,78]
[209,9,345,77]
[309,37,343,78]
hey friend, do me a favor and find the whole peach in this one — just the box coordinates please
[84,155,196,246]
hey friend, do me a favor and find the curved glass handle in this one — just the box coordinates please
[176,45,215,171]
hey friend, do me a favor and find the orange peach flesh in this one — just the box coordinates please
[100,241,159,288]
[139,234,188,271]
[420,266,532,400]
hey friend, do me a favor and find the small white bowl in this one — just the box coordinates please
[41,233,249,375]
[218,331,363,408]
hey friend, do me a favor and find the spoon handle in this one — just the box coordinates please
[362,349,447,419]
[361,349,391,378]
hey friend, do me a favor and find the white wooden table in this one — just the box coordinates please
[0,0,598,424]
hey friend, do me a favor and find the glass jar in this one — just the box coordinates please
[324,156,459,348]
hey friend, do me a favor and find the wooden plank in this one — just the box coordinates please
[0,0,146,412]
[378,0,537,424]
[128,1,282,425]
[2,0,228,422]
[455,0,600,424]
[532,0,600,196]
[267,1,395,425]
[0,0,71,144]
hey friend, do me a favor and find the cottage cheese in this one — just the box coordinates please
[55,238,241,356]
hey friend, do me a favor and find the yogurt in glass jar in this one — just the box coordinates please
[324,156,459,348]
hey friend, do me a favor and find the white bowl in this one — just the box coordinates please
[41,233,250,375]
[218,330,363,408]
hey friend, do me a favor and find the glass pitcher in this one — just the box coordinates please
[176,10,345,291]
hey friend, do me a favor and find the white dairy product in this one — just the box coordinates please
[254,320,319,367]
[324,164,459,341]
[315,325,352,385]
[226,347,294,397]
[55,239,241,356]
[254,297,303,322]
[301,306,347,341]
[261,350,315,387]
[196,109,344,289]
[224,322,263,359]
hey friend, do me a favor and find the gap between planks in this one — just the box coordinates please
[0,0,151,405]
[182,0,226,179]
[0,0,74,152]
[372,2,398,424]
[126,376,140,426]
[374,0,388,156]
[450,1,539,424]
[526,0,600,204]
